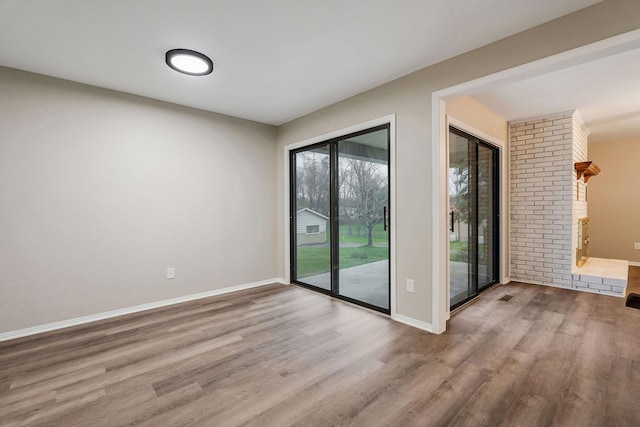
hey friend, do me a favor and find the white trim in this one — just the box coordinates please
[389,117,397,318]
[513,278,625,298]
[282,114,397,317]
[283,146,291,284]
[444,116,452,322]
[392,314,434,333]
[506,124,511,281]
[629,261,640,267]
[514,278,546,286]
[0,278,282,343]
[431,28,640,334]
[431,98,448,334]
[502,276,512,284]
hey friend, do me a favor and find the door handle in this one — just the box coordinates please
[383,206,388,231]
[450,211,455,233]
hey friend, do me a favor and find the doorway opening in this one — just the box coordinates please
[449,126,499,309]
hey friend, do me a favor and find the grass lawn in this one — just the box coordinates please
[450,240,468,252]
[449,241,489,263]
[337,223,388,246]
[296,245,388,278]
[450,240,469,262]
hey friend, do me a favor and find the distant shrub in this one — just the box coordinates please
[350,252,368,259]
[450,250,468,263]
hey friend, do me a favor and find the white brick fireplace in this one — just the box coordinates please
[509,111,627,297]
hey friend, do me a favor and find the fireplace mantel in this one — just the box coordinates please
[575,161,600,183]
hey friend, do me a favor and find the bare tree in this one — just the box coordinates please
[344,158,387,246]
[295,150,388,245]
[296,151,330,216]
[337,160,357,235]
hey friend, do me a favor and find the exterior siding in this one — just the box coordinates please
[296,209,328,245]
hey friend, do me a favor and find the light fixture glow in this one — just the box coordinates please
[165,49,213,76]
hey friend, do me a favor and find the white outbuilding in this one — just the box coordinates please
[296,208,329,245]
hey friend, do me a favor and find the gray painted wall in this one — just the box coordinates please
[0,67,278,333]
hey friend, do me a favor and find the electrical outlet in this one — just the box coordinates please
[406,279,415,293]
[635,243,640,250]
[166,267,175,279]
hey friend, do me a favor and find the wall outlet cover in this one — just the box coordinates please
[167,267,175,279]
[635,243,640,250]
[406,279,415,293]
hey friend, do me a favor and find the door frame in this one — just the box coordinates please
[446,117,507,317]
[448,124,501,310]
[283,115,397,317]
[289,124,391,313]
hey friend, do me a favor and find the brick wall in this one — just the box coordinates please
[510,112,574,287]
[509,111,626,296]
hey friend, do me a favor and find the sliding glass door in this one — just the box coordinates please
[291,125,390,313]
[292,144,332,291]
[449,127,499,309]
[336,130,390,309]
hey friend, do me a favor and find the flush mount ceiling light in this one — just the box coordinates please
[165,49,213,76]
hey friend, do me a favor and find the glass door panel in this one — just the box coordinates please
[449,127,499,309]
[449,132,472,307]
[478,143,497,290]
[292,144,331,291]
[337,129,390,310]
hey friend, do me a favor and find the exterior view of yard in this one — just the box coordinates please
[296,223,388,278]
[292,134,390,310]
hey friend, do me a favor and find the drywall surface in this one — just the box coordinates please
[0,67,278,333]
[446,96,509,143]
[589,137,640,263]
[276,0,640,325]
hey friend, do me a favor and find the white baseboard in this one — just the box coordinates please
[502,276,513,284]
[0,278,283,343]
[510,278,544,286]
[511,277,625,298]
[392,314,434,333]
[629,261,640,267]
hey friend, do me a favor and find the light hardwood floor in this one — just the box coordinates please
[627,265,640,296]
[1,273,640,426]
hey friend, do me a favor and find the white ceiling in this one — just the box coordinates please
[0,0,600,125]
[472,46,640,143]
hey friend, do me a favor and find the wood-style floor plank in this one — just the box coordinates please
[1,273,640,426]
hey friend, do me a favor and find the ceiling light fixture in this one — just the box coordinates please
[165,49,213,76]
